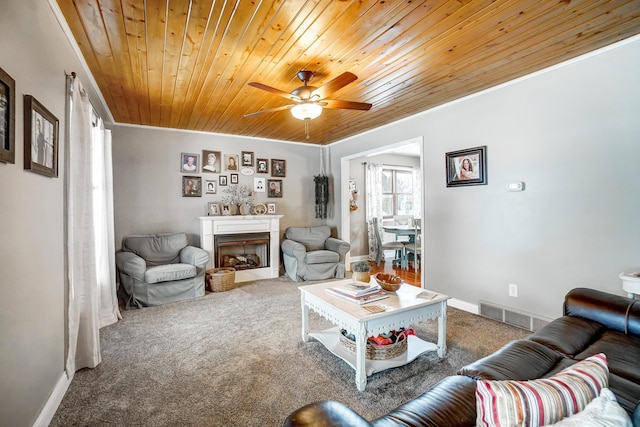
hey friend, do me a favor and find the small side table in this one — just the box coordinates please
[619,272,640,299]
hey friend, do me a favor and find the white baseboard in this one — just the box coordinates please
[448,298,479,315]
[33,372,71,427]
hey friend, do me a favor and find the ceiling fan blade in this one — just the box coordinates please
[321,99,372,111]
[247,82,299,101]
[244,104,294,118]
[311,72,358,100]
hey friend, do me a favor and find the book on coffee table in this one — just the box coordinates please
[328,281,379,298]
[326,288,388,305]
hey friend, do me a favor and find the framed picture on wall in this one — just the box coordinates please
[271,159,286,177]
[24,95,59,177]
[0,67,16,164]
[267,179,282,198]
[256,158,269,174]
[219,175,228,186]
[225,154,239,171]
[181,152,199,173]
[182,176,202,197]
[254,177,266,192]
[202,150,221,173]
[445,146,487,187]
[230,173,239,184]
[241,151,254,167]
[206,180,217,194]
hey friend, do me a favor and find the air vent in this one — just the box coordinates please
[479,301,551,332]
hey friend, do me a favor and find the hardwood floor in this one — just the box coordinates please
[364,260,421,287]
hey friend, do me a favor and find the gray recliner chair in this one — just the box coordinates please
[281,226,350,282]
[116,232,210,308]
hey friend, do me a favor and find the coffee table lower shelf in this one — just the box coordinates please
[310,326,438,376]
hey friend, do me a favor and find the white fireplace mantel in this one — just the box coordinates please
[199,215,283,283]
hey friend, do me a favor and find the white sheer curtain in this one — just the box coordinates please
[412,168,422,219]
[365,163,384,261]
[65,76,120,377]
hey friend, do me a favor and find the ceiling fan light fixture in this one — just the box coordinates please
[291,102,322,120]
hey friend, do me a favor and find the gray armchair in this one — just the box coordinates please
[116,232,210,308]
[281,226,350,282]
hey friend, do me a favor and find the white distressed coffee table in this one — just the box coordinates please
[299,279,449,391]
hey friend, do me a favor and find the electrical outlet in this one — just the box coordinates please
[509,283,518,298]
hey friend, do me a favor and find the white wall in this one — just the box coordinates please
[112,125,325,249]
[330,37,640,319]
[0,0,109,425]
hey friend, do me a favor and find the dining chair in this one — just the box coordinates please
[403,218,421,271]
[392,215,414,243]
[371,217,405,267]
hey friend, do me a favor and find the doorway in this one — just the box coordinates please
[340,136,424,286]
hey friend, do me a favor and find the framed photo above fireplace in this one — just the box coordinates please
[256,158,268,174]
[206,180,216,194]
[241,151,254,167]
[271,159,286,177]
[267,179,282,198]
[182,176,202,197]
[181,152,199,173]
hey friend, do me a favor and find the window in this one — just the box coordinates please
[381,168,413,217]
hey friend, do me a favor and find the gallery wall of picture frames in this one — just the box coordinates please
[179,150,286,216]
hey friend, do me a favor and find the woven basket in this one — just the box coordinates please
[206,268,236,292]
[339,333,408,360]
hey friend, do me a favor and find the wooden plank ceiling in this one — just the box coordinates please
[56,0,640,145]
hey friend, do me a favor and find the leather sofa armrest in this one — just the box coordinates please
[373,376,478,427]
[115,251,146,281]
[325,238,350,259]
[564,288,640,336]
[282,400,373,427]
[180,245,210,267]
[458,340,564,381]
[282,239,307,260]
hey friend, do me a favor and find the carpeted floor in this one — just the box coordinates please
[50,276,530,426]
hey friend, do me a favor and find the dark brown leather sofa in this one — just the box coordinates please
[282,288,640,427]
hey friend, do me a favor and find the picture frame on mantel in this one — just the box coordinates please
[24,95,59,177]
[0,67,16,164]
[445,146,487,187]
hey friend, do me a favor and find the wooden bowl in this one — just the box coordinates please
[374,273,403,292]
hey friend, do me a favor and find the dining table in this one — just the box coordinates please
[382,225,421,269]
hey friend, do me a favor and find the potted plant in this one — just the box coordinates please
[351,261,371,283]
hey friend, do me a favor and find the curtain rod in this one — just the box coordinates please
[362,161,415,169]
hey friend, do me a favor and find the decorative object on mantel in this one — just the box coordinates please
[222,184,254,215]
[253,203,267,215]
[314,146,329,219]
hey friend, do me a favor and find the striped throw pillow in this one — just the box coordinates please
[476,353,609,427]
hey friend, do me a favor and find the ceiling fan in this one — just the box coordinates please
[244,70,372,139]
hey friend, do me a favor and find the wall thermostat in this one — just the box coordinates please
[508,182,525,192]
